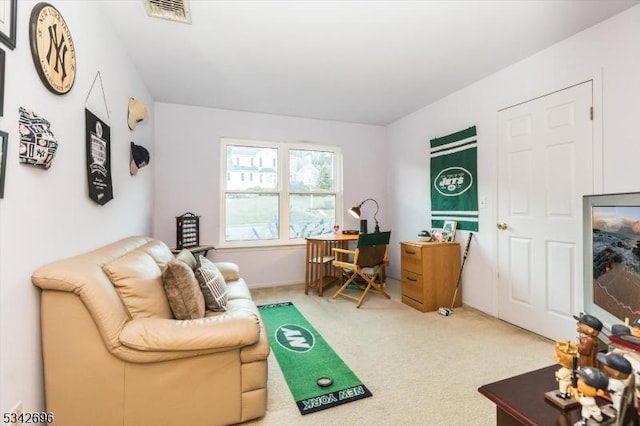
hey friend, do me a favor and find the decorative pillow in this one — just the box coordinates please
[162,259,205,320]
[103,250,172,319]
[195,255,227,312]
[175,249,197,270]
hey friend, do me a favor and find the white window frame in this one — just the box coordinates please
[220,138,343,248]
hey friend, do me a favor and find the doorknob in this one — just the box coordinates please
[497,222,508,230]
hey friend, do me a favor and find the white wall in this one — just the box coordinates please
[386,5,640,315]
[2,0,639,418]
[0,2,154,415]
[152,104,387,286]
[152,6,640,298]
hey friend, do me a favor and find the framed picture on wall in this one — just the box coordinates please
[0,130,8,198]
[0,47,5,116]
[0,0,16,50]
[442,220,457,242]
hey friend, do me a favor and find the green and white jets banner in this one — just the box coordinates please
[430,126,479,231]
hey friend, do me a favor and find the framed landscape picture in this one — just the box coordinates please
[0,130,7,198]
[442,220,457,242]
[582,192,640,335]
[0,0,16,50]
[0,47,4,116]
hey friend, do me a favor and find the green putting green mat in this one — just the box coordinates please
[258,302,372,415]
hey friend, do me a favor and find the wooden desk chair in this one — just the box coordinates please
[332,231,391,308]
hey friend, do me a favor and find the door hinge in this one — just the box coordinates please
[590,106,594,120]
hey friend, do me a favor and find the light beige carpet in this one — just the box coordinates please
[245,279,554,425]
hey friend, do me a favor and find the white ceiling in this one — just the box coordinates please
[99,0,639,125]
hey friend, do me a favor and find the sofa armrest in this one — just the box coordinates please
[119,309,260,352]
[213,262,240,281]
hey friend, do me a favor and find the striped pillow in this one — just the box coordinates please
[195,255,227,311]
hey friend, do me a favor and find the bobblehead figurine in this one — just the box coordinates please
[555,340,579,399]
[569,367,609,426]
[632,319,640,338]
[574,313,603,369]
[596,352,632,415]
[545,340,580,410]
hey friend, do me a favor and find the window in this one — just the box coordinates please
[221,138,342,246]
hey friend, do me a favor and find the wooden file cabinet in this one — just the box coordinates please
[400,241,461,312]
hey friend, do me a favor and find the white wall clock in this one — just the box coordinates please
[29,2,76,95]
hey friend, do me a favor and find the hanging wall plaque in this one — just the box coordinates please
[29,2,76,95]
[85,108,113,205]
[176,212,200,249]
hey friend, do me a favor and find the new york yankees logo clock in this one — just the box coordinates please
[29,2,76,95]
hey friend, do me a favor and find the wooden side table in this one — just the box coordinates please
[171,244,215,257]
[304,233,358,296]
[478,364,610,425]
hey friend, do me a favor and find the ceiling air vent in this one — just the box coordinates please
[143,0,192,24]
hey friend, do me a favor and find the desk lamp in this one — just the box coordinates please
[348,198,380,233]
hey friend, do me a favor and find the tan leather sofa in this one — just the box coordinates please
[31,236,269,426]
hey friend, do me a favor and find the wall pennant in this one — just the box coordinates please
[18,107,58,169]
[85,109,113,205]
[429,126,479,232]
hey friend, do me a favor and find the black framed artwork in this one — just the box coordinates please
[0,0,17,50]
[0,47,5,116]
[0,130,7,198]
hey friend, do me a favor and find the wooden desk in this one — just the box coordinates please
[304,233,358,296]
[171,244,215,257]
[478,364,607,425]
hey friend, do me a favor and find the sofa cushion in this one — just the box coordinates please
[162,259,206,320]
[214,262,240,281]
[103,250,173,319]
[225,279,253,301]
[140,239,175,268]
[176,249,197,270]
[195,256,227,312]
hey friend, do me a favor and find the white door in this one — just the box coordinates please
[497,82,594,341]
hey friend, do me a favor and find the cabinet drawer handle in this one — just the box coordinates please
[405,250,417,255]
[407,276,417,282]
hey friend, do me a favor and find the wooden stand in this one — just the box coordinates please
[171,245,215,257]
[543,390,580,410]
